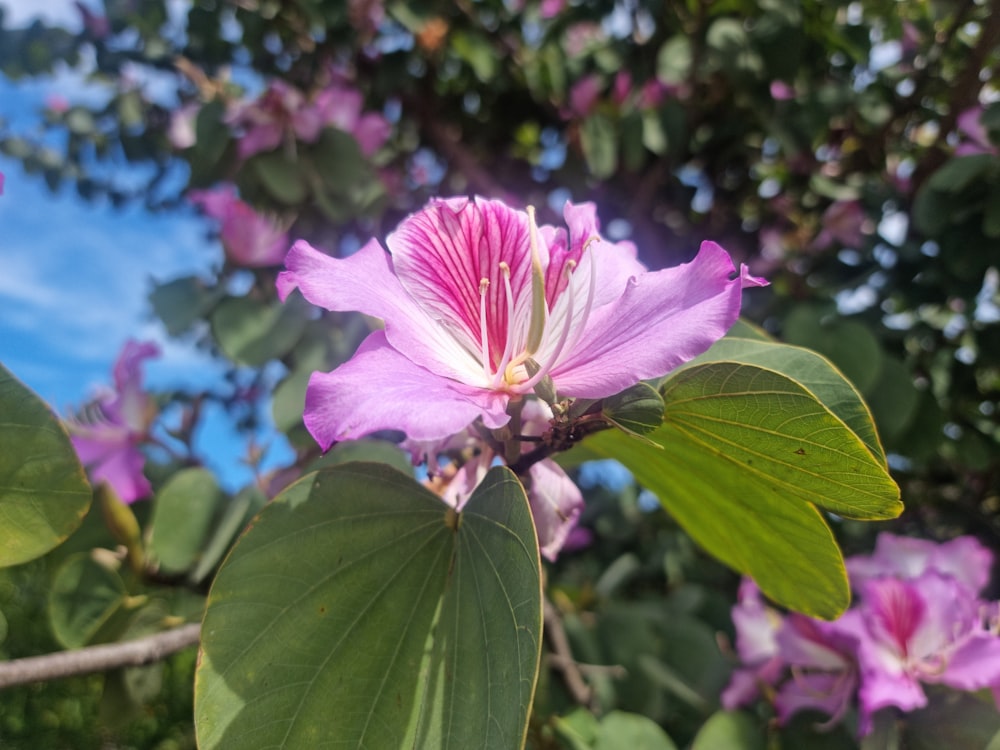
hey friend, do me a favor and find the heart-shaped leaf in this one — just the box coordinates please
[195,463,542,749]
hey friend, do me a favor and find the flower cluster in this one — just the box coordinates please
[227,79,390,160]
[723,533,1000,735]
[66,340,160,504]
[189,185,289,268]
[278,196,763,558]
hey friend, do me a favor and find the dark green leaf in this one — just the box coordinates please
[48,552,127,648]
[602,382,665,437]
[210,294,309,366]
[580,114,618,180]
[195,464,542,749]
[149,468,224,575]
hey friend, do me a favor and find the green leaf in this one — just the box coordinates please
[656,35,692,85]
[189,485,267,585]
[691,711,765,750]
[583,422,849,618]
[211,294,309,366]
[593,711,678,750]
[149,468,224,575]
[0,363,91,566]
[660,363,900,520]
[251,151,308,205]
[305,438,414,476]
[195,464,542,749]
[782,307,884,393]
[48,552,127,648]
[581,357,901,618]
[927,154,997,194]
[580,114,618,180]
[149,275,222,337]
[674,337,886,466]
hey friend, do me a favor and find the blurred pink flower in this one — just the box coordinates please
[46,95,70,114]
[770,80,795,101]
[839,572,1000,735]
[721,579,785,710]
[812,199,869,249]
[74,1,110,39]
[68,341,160,503]
[190,186,289,267]
[313,84,390,156]
[540,0,566,19]
[567,74,603,118]
[955,107,997,156]
[227,81,325,159]
[846,532,993,595]
[228,80,388,159]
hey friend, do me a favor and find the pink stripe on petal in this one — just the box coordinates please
[389,197,533,370]
[278,239,485,385]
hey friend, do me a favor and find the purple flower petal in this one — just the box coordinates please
[525,458,583,561]
[549,241,751,396]
[303,331,510,448]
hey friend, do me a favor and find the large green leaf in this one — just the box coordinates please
[582,360,901,617]
[661,362,900,520]
[195,463,542,749]
[674,337,886,466]
[0,364,91,566]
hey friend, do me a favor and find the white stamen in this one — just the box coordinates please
[479,277,491,379]
[491,262,518,388]
[518,259,577,392]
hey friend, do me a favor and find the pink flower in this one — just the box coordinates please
[68,341,160,503]
[228,80,389,160]
[838,572,1000,734]
[812,199,869,249]
[846,532,993,595]
[540,0,566,19]
[227,81,325,160]
[312,84,390,157]
[770,81,795,101]
[773,615,858,727]
[190,186,289,267]
[74,1,110,39]
[567,74,603,118]
[277,197,765,447]
[955,107,997,156]
[721,579,785,710]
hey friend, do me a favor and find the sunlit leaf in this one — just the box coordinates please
[0,363,90,567]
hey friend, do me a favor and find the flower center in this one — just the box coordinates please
[475,206,597,395]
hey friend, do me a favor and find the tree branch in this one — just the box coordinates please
[0,623,201,690]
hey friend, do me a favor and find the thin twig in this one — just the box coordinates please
[543,598,594,708]
[0,623,201,690]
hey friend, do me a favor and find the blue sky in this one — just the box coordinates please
[1,0,294,490]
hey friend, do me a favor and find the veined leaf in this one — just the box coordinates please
[673,337,886,466]
[583,360,901,617]
[196,464,542,749]
[0,364,91,566]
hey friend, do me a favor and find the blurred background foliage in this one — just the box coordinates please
[1,0,998,746]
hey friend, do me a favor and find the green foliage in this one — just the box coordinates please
[196,464,542,749]
[581,337,900,618]
[0,364,91,567]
